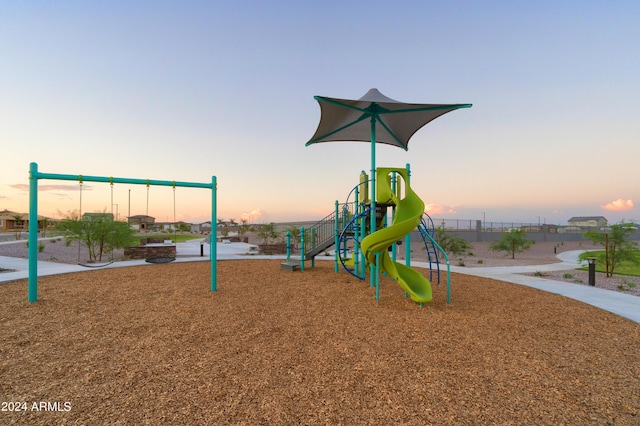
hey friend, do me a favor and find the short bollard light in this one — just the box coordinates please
[587,257,596,286]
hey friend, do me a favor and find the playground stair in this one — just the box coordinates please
[304,203,355,260]
[279,203,354,271]
[280,259,300,271]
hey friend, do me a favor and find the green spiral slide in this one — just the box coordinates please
[360,168,432,303]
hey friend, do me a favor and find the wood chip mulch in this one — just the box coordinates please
[1,260,639,425]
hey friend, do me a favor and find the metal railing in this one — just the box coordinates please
[302,202,355,259]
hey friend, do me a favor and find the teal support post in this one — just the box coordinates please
[391,171,397,262]
[375,252,381,300]
[211,175,217,292]
[334,200,339,272]
[28,162,39,302]
[300,227,305,271]
[369,114,377,288]
[359,202,367,278]
[405,163,411,267]
[286,231,291,262]
[353,187,360,275]
[311,228,316,268]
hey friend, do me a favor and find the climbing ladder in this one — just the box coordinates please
[417,213,442,284]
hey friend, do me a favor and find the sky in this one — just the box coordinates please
[1,1,638,226]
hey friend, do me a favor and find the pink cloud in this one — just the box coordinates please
[601,199,634,212]
[424,203,457,215]
[10,184,85,192]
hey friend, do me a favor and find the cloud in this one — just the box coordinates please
[424,203,458,215]
[241,209,262,222]
[601,199,634,212]
[10,184,86,192]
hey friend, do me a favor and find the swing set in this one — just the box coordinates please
[27,162,217,303]
[75,177,179,266]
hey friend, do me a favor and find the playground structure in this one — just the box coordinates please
[284,164,450,304]
[294,88,471,303]
[27,162,217,302]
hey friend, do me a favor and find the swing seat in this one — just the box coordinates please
[78,261,114,268]
[145,257,176,264]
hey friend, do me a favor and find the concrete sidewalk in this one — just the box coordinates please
[414,249,640,324]
[0,239,281,283]
[1,243,639,324]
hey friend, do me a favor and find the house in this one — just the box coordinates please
[192,221,212,234]
[567,216,608,228]
[127,215,155,231]
[0,209,49,232]
[155,221,176,232]
[82,212,114,222]
[0,209,26,232]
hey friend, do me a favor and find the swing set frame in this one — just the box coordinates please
[27,162,217,302]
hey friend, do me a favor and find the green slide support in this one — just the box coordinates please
[360,167,432,303]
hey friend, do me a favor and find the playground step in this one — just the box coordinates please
[280,261,300,272]
[304,238,335,260]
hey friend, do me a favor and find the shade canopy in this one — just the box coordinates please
[306,88,472,150]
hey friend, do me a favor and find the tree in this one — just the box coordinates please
[238,219,252,238]
[433,225,472,260]
[256,222,281,244]
[285,226,301,249]
[175,221,191,232]
[58,210,136,263]
[12,214,24,240]
[489,229,533,259]
[582,222,639,277]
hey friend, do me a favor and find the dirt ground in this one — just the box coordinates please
[1,259,639,425]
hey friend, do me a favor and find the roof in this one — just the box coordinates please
[568,216,608,222]
[0,210,49,221]
[0,209,26,217]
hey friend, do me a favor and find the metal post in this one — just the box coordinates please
[405,163,411,266]
[300,227,305,271]
[354,186,360,275]
[28,162,39,302]
[391,171,397,262]
[311,228,316,269]
[587,257,596,286]
[369,114,377,288]
[334,200,339,272]
[211,176,217,292]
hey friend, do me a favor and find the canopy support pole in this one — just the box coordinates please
[369,113,377,289]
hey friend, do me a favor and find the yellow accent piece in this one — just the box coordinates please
[376,169,395,204]
[361,167,432,303]
[359,171,369,203]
